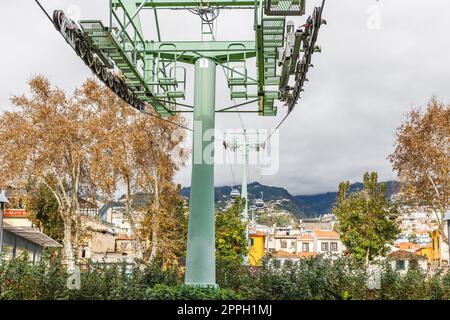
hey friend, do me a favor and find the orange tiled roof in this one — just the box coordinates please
[313,229,340,239]
[395,242,421,251]
[248,229,265,237]
[388,250,427,260]
[116,235,136,241]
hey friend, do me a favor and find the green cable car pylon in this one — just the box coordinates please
[49,0,326,287]
[224,129,265,265]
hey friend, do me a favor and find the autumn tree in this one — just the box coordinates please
[0,76,101,271]
[130,111,188,263]
[78,79,188,262]
[333,172,400,266]
[77,79,146,258]
[389,98,449,241]
[142,184,188,268]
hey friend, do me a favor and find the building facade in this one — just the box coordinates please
[1,209,61,263]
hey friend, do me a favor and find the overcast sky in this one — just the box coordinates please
[1,0,449,195]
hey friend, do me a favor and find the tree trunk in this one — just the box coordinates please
[149,213,159,263]
[365,248,370,268]
[125,176,143,260]
[63,215,76,272]
[149,170,160,263]
[438,221,449,244]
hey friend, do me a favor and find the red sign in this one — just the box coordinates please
[3,209,29,217]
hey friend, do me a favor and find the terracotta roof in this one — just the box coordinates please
[248,229,265,237]
[313,229,340,239]
[297,234,314,240]
[388,250,427,260]
[116,235,137,241]
[395,242,421,251]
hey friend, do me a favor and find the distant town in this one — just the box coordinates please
[3,180,448,274]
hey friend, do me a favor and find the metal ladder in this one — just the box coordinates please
[260,17,286,116]
[79,20,173,117]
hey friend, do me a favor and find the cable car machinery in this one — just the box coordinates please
[49,0,327,287]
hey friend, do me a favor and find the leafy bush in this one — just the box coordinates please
[0,252,68,300]
[2,252,450,300]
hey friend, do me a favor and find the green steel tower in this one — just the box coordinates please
[225,129,265,265]
[51,0,326,287]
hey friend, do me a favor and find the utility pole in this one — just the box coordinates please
[225,130,264,265]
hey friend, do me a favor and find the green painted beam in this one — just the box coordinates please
[145,41,256,53]
[142,41,256,62]
[112,0,255,9]
[114,0,145,40]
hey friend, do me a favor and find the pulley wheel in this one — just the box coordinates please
[108,73,115,88]
[101,67,109,83]
[53,10,64,31]
[86,50,95,68]
[78,40,88,59]
[94,58,103,75]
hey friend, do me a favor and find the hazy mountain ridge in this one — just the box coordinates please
[181,181,400,218]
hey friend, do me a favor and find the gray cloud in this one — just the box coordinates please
[1,0,449,195]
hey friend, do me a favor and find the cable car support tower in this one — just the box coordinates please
[48,0,327,287]
[225,130,265,265]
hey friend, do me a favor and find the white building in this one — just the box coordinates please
[268,228,345,258]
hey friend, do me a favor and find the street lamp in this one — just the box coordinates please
[0,190,9,260]
[443,211,450,267]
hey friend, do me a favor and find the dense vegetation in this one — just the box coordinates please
[2,252,450,300]
[333,172,400,265]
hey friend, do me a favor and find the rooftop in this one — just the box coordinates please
[3,223,61,247]
[388,250,427,261]
[313,229,340,239]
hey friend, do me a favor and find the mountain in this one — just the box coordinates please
[181,182,304,215]
[294,181,400,218]
[180,181,400,218]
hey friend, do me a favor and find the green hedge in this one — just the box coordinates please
[1,253,450,300]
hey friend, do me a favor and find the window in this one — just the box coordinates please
[302,242,310,252]
[249,238,254,246]
[281,240,287,249]
[396,260,406,270]
[330,242,338,252]
[321,242,329,252]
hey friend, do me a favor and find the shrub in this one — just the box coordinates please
[2,253,450,300]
